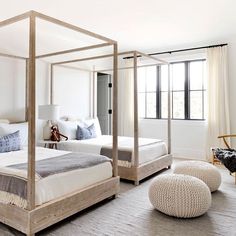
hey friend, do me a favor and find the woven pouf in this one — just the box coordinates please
[173,161,221,192]
[149,174,211,218]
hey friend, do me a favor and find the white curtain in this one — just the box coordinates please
[118,59,134,136]
[206,46,230,160]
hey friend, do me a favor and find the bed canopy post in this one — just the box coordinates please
[112,43,118,177]
[27,13,36,210]
[167,64,171,154]
[50,64,54,105]
[133,51,139,168]
[92,67,97,118]
[25,59,29,121]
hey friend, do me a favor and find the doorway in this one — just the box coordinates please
[97,73,112,135]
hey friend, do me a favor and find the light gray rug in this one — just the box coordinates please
[1,161,236,236]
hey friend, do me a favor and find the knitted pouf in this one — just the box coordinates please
[173,161,221,192]
[148,174,211,218]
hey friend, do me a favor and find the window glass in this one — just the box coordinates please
[146,92,156,118]
[190,91,203,119]
[190,61,204,90]
[138,60,206,120]
[172,63,185,91]
[161,65,168,91]
[173,91,184,119]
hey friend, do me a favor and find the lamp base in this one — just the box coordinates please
[43,121,52,140]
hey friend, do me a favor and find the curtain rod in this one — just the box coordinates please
[123,43,228,59]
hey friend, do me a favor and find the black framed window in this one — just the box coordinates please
[138,59,206,120]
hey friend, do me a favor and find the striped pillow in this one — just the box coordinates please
[0,131,21,153]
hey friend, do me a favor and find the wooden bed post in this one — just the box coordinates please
[27,12,36,211]
[92,68,97,118]
[112,43,118,177]
[133,51,139,185]
[167,64,171,155]
[25,59,29,121]
[50,64,54,105]
[133,52,139,167]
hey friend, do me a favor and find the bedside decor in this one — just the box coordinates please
[38,105,60,140]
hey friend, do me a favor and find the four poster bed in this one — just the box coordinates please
[0,11,119,236]
[50,51,172,185]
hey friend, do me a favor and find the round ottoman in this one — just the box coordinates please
[149,174,211,218]
[173,161,221,192]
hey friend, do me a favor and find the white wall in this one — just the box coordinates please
[0,57,50,140]
[139,119,207,160]
[53,66,91,119]
[0,57,26,122]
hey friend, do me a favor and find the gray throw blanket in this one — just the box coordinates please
[0,152,110,200]
[100,147,132,162]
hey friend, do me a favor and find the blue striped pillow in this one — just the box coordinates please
[0,131,21,153]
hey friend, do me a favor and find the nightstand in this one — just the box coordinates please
[38,140,59,149]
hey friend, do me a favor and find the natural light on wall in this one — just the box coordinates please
[138,60,206,120]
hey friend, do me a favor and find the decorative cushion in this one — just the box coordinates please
[0,122,28,147]
[57,117,102,140]
[149,174,211,218]
[173,161,221,192]
[57,120,85,140]
[84,117,102,136]
[76,124,96,140]
[0,131,21,153]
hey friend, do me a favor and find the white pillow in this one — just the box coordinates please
[0,122,28,147]
[84,117,102,136]
[57,120,85,140]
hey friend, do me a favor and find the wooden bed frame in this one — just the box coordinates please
[0,11,119,235]
[50,50,172,185]
[119,154,172,185]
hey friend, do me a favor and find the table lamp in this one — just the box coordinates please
[38,105,60,140]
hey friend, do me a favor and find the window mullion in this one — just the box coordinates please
[184,62,190,119]
[156,66,161,119]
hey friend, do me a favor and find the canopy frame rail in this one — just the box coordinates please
[0,10,118,236]
[49,50,171,186]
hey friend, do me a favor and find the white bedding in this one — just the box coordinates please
[0,147,112,207]
[57,135,167,166]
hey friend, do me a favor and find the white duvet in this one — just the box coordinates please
[0,147,112,207]
[58,135,167,166]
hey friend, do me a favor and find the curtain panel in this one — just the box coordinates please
[206,45,230,160]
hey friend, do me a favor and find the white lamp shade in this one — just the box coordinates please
[38,105,60,121]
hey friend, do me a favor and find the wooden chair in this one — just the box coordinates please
[213,134,236,184]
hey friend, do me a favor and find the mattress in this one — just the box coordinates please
[57,135,167,167]
[0,147,112,207]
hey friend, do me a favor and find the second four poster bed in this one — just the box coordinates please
[49,51,172,185]
[0,11,119,236]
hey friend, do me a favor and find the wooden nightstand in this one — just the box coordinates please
[38,140,59,149]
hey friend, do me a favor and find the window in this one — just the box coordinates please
[138,59,206,120]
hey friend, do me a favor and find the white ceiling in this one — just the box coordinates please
[0,0,236,54]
